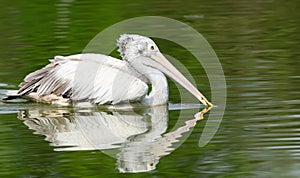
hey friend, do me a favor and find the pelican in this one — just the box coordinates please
[5,34,213,107]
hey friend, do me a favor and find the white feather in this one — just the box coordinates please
[18,53,148,105]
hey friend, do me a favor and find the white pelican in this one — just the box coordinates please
[5,34,212,107]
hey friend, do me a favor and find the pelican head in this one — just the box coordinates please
[117,34,158,60]
[117,34,213,107]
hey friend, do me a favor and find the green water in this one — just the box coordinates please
[1,0,300,177]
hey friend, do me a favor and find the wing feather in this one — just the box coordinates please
[18,53,148,104]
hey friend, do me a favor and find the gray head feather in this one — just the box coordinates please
[117,34,155,60]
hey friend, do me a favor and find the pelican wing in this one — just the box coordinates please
[18,54,149,104]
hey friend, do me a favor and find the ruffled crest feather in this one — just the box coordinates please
[117,34,152,60]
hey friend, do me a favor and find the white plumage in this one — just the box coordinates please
[5,34,212,107]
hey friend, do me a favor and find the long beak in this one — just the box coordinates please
[151,52,213,107]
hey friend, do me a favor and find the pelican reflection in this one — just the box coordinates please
[18,105,210,173]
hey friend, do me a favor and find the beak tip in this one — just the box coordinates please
[201,98,213,108]
[198,95,213,108]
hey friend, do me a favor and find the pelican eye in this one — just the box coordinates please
[150,45,155,50]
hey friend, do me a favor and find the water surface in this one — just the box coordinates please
[1,0,300,177]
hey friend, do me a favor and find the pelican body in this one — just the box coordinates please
[5,34,212,107]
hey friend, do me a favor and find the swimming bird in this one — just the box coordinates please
[5,34,213,107]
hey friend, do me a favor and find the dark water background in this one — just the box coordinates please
[1,0,300,177]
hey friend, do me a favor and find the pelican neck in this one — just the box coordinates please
[126,56,169,105]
